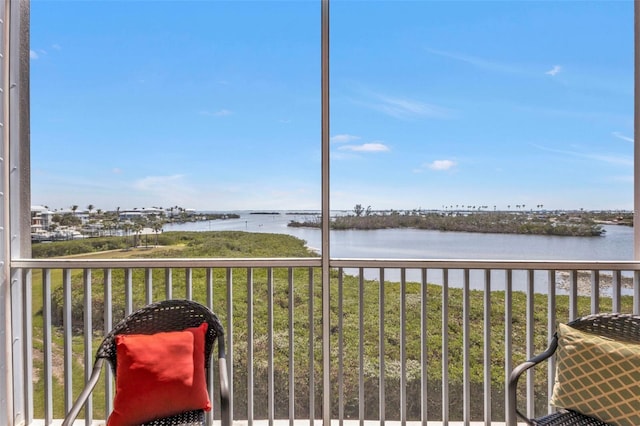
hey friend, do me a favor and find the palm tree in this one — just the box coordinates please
[71,205,78,216]
[122,222,134,249]
[87,204,94,215]
[133,222,143,247]
[151,220,164,246]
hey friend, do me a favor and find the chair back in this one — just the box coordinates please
[565,312,640,344]
[96,299,225,376]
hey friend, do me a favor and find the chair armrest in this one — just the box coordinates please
[508,337,558,426]
[62,358,105,426]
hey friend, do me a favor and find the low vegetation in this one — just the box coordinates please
[288,207,632,237]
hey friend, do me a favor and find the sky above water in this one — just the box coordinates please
[30,0,635,212]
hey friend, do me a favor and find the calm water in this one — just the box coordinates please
[163,211,634,294]
[164,211,633,261]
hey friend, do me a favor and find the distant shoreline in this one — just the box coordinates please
[287,210,630,237]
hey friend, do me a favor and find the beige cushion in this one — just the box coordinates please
[550,323,640,426]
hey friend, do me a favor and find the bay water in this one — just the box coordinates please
[164,211,634,294]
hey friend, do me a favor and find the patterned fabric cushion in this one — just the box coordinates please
[550,323,640,426]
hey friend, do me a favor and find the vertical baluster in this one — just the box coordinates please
[526,270,534,418]
[104,268,113,417]
[421,268,428,426]
[42,269,53,425]
[483,269,491,425]
[442,268,449,425]
[547,270,556,415]
[400,268,407,426]
[338,268,344,426]
[185,268,193,300]
[83,269,93,425]
[226,267,234,420]
[591,271,600,314]
[145,268,153,305]
[206,267,214,426]
[612,270,622,313]
[569,270,578,320]
[288,267,295,426]
[308,267,315,426]
[62,269,72,413]
[124,268,133,315]
[504,269,513,426]
[207,268,214,308]
[379,268,385,426]
[22,269,33,423]
[267,267,274,426]
[165,268,172,301]
[634,271,640,315]
[463,268,470,424]
[358,268,365,426]
[247,268,254,426]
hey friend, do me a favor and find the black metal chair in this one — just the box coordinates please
[508,313,640,426]
[62,299,230,426]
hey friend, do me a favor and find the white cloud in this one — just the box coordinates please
[331,134,360,143]
[612,131,634,143]
[608,175,634,183]
[545,65,562,76]
[360,93,452,120]
[338,143,389,152]
[426,47,521,74]
[133,174,188,191]
[112,168,123,174]
[200,109,232,117]
[427,159,457,171]
[350,85,453,121]
[586,153,633,167]
[533,144,633,167]
[31,47,57,60]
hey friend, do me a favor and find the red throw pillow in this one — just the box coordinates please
[106,322,211,426]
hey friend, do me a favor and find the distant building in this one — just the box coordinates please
[31,205,54,231]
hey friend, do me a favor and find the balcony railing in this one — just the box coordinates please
[10,257,640,426]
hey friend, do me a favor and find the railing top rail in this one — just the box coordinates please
[330,258,640,270]
[11,257,322,269]
[11,257,640,271]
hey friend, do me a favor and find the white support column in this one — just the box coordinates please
[634,0,639,314]
[1,0,31,424]
[0,1,12,423]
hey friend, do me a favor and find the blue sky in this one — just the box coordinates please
[30,0,635,212]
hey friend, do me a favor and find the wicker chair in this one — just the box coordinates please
[62,299,230,426]
[508,313,640,426]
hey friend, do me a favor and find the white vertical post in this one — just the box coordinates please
[321,0,331,425]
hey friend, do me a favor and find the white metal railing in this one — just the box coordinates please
[10,257,640,426]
